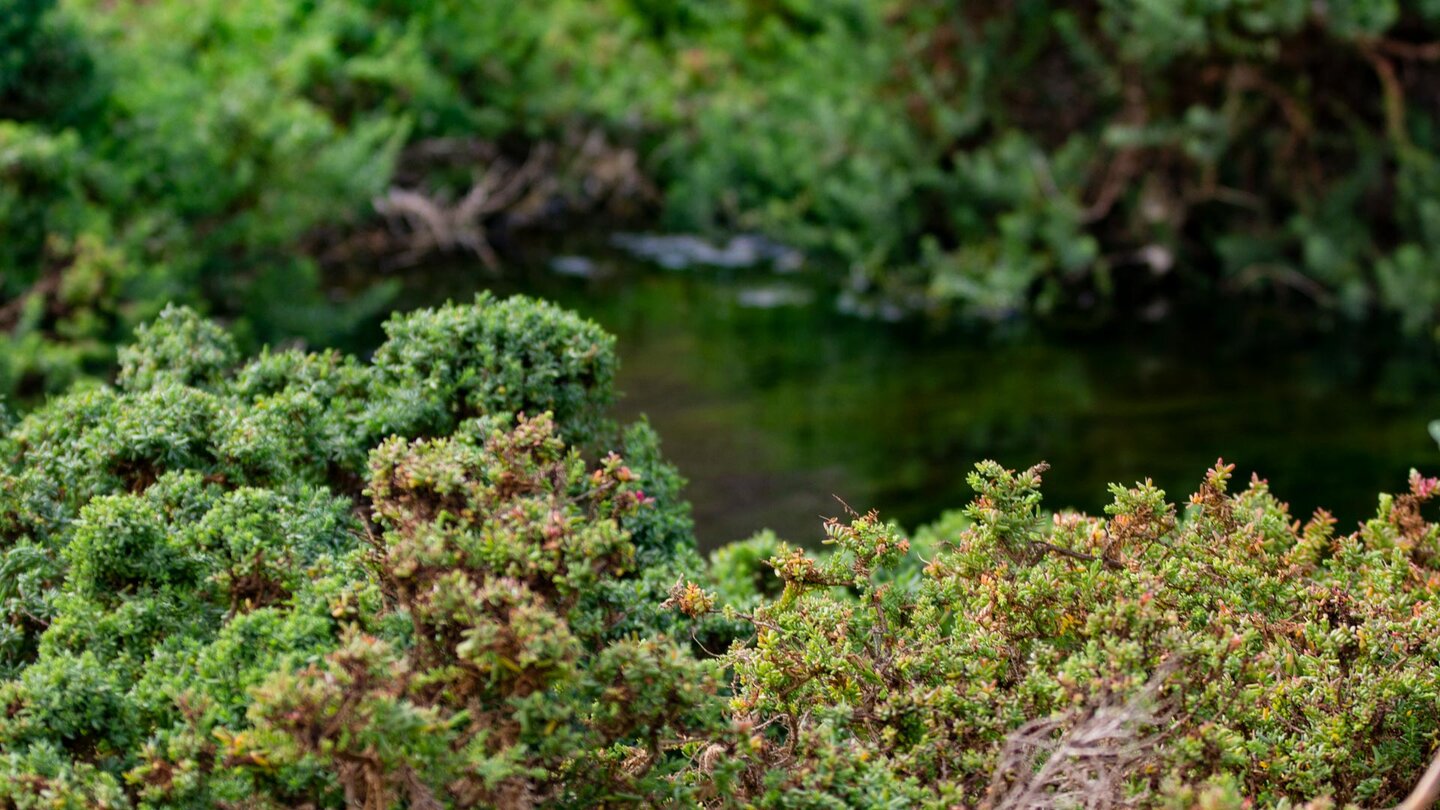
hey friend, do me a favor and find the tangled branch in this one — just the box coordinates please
[372,145,551,271]
[982,663,1178,810]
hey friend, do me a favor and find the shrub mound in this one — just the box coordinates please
[699,463,1440,807]
[0,294,714,807]
[2,297,1439,808]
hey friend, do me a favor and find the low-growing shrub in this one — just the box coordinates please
[679,462,1440,808]
[2,297,1439,808]
[0,294,715,806]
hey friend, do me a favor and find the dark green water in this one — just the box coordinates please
[359,236,1440,551]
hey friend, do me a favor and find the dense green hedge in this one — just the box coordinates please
[2,296,1438,808]
[7,0,1440,397]
[0,295,717,806]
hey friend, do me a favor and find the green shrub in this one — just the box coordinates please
[0,295,717,807]
[634,1,1440,330]
[3,296,1440,807]
[370,294,617,442]
[677,461,1440,807]
[220,415,720,807]
[0,0,100,125]
[0,0,409,398]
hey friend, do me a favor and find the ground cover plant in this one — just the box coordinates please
[1,296,1439,808]
[10,0,1440,397]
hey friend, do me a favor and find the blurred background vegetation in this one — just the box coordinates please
[10,0,1440,398]
[8,0,1440,546]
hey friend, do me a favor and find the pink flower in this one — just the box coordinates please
[1410,470,1439,499]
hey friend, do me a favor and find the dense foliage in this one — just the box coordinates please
[0,294,717,806]
[2,297,1438,808]
[694,464,1440,807]
[9,0,1440,395]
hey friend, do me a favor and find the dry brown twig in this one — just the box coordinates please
[372,146,550,271]
[1391,747,1440,810]
[314,129,650,270]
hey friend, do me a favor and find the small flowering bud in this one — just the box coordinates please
[663,580,715,618]
[1409,469,1439,500]
[772,549,816,582]
[329,592,358,621]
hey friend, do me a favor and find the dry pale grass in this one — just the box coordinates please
[978,657,1440,810]
[980,662,1176,810]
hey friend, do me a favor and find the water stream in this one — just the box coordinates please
[347,233,1440,551]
